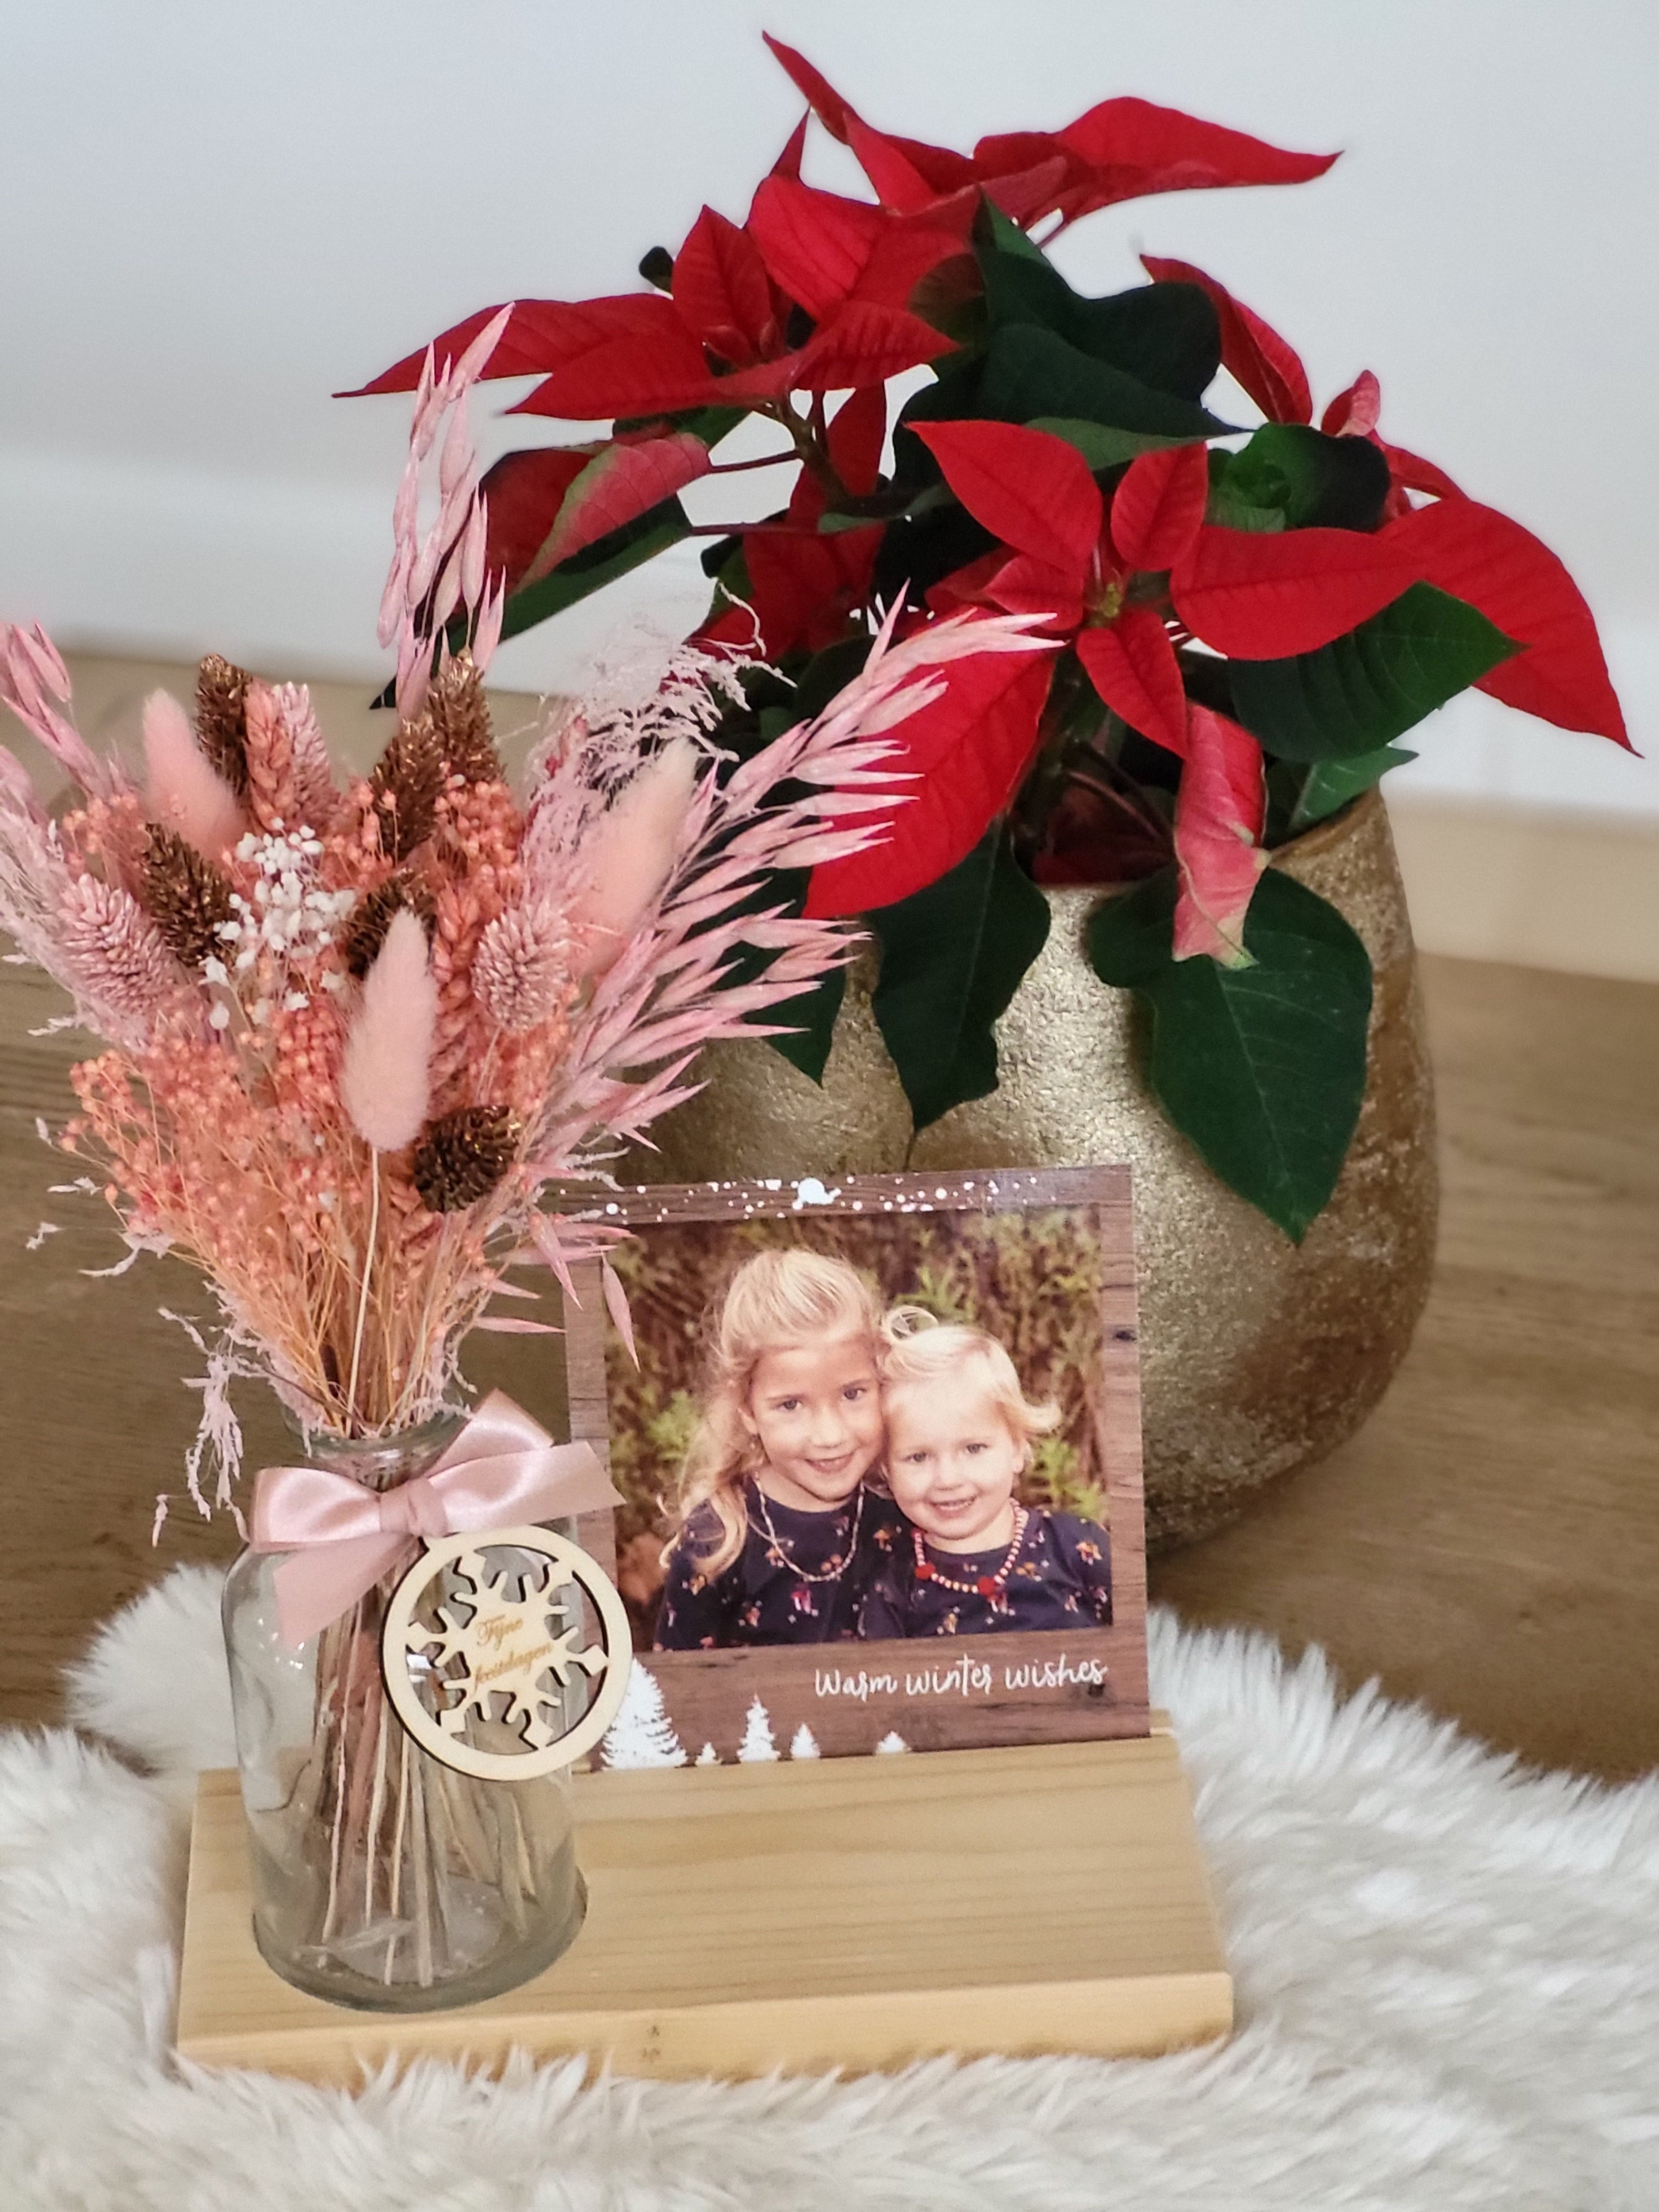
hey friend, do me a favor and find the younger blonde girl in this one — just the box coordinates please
[860,1308,1112,1639]
[653,1248,904,1650]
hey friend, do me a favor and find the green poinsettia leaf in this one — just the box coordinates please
[980,325,1233,444]
[1204,450,1286,533]
[1266,748,1416,839]
[870,825,1052,1131]
[499,502,692,645]
[613,402,748,450]
[769,965,847,1084]
[1231,581,1522,760]
[1081,867,1178,989]
[1087,867,1373,1240]
[976,205,1080,334]
[1068,284,1221,404]
[729,633,877,765]
[872,501,1000,608]
[975,206,1220,401]
[1221,424,1391,533]
[818,483,953,533]
[978,200,1060,271]
[778,634,878,722]
[1027,416,1201,468]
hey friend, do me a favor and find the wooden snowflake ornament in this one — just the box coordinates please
[380,1526,632,1780]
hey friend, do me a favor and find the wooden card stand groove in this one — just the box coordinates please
[176,1728,1232,2086]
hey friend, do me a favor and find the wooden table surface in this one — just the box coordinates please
[3,954,1655,1778]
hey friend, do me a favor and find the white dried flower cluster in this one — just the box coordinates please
[210,830,356,989]
[203,831,357,1028]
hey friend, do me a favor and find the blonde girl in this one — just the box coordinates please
[653,1248,905,1650]
[860,1308,1112,1639]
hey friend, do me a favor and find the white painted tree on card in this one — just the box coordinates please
[736,1695,779,1762]
[599,1663,686,1769]
[789,1723,821,1760]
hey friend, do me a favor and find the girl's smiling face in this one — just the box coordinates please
[740,1331,885,1512]
[885,1374,1025,1552]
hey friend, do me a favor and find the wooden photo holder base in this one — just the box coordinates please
[176,1726,1232,2087]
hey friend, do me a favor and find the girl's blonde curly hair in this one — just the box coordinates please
[878,1306,1061,1446]
[670,1246,884,1580]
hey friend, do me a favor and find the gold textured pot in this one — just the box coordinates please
[634,790,1437,1546]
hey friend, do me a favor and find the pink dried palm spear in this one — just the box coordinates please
[379,306,512,721]
[0,623,105,794]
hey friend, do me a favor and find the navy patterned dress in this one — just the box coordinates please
[860,1509,1112,1639]
[654,1477,905,1650]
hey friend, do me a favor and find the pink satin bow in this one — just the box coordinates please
[251,1390,621,1648]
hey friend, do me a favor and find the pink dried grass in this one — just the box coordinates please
[142,690,247,859]
[567,735,698,978]
[340,909,437,1153]
[56,875,180,1045]
[272,684,337,830]
[0,623,105,793]
[380,307,512,722]
[242,680,299,836]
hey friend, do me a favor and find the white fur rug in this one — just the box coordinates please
[0,1569,1653,2209]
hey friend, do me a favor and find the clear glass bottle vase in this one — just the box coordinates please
[221,1412,586,2012]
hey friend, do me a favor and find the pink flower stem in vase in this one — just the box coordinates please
[345,1150,381,1438]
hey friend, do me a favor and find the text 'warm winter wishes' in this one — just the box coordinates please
[811,1651,1107,1703]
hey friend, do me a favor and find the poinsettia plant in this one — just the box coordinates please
[349,34,1628,1239]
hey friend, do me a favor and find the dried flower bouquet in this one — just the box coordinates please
[0,319,1042,2001]
[0,312,1041,1491]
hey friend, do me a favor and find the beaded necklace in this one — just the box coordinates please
[912,1504,1030,1601]
[752,1479,865,1585]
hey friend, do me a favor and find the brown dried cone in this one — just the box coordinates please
[338,869,436,980]
[368,717,446,862]
[138,825,235,969]
[195,654,252,795]
[411,1104,521,1213]
[426,653,501,784]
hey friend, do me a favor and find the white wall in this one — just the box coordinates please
[2,0,1655,814]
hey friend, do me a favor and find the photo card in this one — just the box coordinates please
[566,1166,1149,1765]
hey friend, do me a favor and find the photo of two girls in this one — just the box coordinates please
[604,1208,1116,1652]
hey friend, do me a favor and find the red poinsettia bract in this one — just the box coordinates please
[764,34,1338,233]
[913,422,1202,758]
[345,38,1626,987]
[348,176,971,602]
